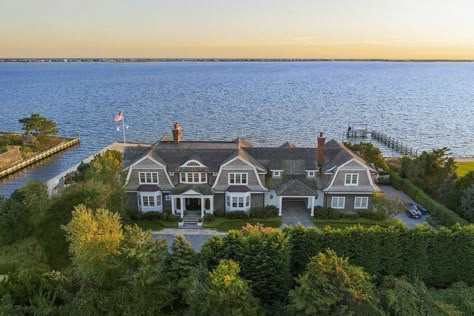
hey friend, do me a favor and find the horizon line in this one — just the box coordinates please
[2,57,474,62]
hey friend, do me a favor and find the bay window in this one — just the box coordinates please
[225,191,251,211]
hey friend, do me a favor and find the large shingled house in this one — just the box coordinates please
[122,123,379,218]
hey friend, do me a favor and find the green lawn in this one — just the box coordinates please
[455,160,474,177]
[0,237,49,274]
[313,218,400,229]
[129,220,178,231]
[203,217,282,232]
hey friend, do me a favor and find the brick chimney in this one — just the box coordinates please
[317,132,326,166]
[172,122,182,143]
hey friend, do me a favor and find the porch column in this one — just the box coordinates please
[180,197,184,218]
[310,197,315,217]
[171,196,175,215]
[201,196,205,218]
[210,196,214,213]
[278,196,283,216]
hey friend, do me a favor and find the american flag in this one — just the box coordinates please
[114,111,123,122]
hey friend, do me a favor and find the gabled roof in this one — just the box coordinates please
[243,147,317,175]
[171,183,214,195]
[321,140,375,173]
[276,178,318,196]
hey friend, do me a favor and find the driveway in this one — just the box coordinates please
[281,200,313,227]
[378,185,429,229]
[152,229,226,251]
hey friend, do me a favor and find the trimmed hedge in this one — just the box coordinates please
[225,211,249,219]
[284,224,474,288]
[249,206,278,218]
[314,207,387,221]
[389,171,467,226]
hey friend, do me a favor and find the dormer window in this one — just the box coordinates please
[180,172,207,184]
[306,170,316,178]
[229,173,248,185]
[139,172,159,184]
[272,170,282,178]
[344,173,359,186]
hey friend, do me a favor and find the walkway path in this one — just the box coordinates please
[152,228,227,251]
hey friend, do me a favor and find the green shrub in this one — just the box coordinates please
[358,210,387,221]
[225,211,249,219]
[249,206,278,218]
[214,209,226,217]
[203,214,216,222]
[314,208,359,220]
[167,214,179,222]
[389,171,466,226]
[141,211,163,221]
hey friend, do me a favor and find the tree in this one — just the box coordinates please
[166,235,198,313]
[0,268,72,315]
[288,249,377,315]
[62,205,123,283]
[18,113,58,136]
[36,181,112,268]
[187,260,262,316]
[400,148,457,203]
[0,181,50,244]
[372,192,405,217]
[447,171,474,218]
[459,185,474,222]
[344,142,388,170]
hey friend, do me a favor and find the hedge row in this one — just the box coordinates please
[284,224,474,288]
[389,171,466,226]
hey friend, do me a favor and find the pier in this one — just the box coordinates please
[371,130,417,157]
[0,137,80,179]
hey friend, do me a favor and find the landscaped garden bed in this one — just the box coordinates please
[203,216,282,232]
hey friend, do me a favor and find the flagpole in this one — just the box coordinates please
[122,109,126,144]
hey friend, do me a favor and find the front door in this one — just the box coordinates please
[185,198,201,211]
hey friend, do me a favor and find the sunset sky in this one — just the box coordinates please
[1,0,474,59]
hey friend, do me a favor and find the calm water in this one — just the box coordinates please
[1,62,474,195]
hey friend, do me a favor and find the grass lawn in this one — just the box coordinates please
[455,160,474,177]
[313,218,399,229]
[203,217,282,232]
[0,237,49,274]
[129,220,178,231]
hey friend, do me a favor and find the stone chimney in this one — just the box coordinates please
[172,122,182,143]
[317,132,326,166]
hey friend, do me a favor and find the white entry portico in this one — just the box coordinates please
[171,189,214,218]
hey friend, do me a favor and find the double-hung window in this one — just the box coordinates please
[344,173,358,186]
[139,172,159,184]
[354,197,369,209]
[331,197,345,209]
[229,172,248,185]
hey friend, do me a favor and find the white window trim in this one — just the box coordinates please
[180,172,207,184]
[271,170,283,178]
[228,172,248,185]
[179,160,207,168]
[331,196,345,209]
[344,173,359,186]
[225,192,251,211]
[139,172,159,184]
[169,172,175,176]
[354,197,369,209]
[306,170,316,178]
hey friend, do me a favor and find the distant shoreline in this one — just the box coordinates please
[1,58,473,63]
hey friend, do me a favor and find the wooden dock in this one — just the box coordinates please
[371,130,417,157]
[0,137,80,179]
